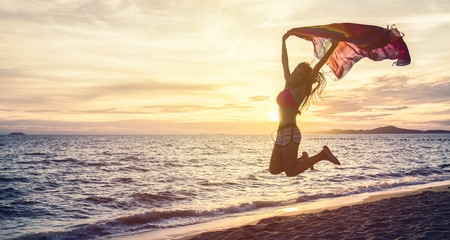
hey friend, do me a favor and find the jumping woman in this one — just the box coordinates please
[269,31,341,177]
[269,23,410,177]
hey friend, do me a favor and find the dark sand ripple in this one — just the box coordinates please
[188,190,450,240]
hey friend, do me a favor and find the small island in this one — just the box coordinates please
[8,132,26,136]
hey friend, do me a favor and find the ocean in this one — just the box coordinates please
[1,134,449,239]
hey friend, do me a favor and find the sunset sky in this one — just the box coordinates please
[1,0,449,135]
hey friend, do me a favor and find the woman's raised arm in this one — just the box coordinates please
[281,33,291,85]
[311,40,339,79]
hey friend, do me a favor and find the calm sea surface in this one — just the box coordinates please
[1,134,449,239]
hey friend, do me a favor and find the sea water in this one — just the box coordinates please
[1,134,449,239]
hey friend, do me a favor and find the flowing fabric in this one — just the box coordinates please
[285,23,411,78]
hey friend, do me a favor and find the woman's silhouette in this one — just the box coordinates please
[269,31,341,177]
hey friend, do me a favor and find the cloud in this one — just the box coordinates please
[248,95,270,102]
[361,106,409,112]
[310,74,449,130]
[0,118,275,135]
[364,76,450,105]
[1,0,449,134]
[319,75,450,116]
[0,67,33,78]
[80,80,220,98]
[428,119,450,127]
[427,108,450,116]
[315,99,363,115]
[0,102,254,117]
[0,0,143,27]
[142,103,253,114]
[0,78,223,109]
[325,113,393,122]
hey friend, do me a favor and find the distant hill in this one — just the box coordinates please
[314,125,450,134]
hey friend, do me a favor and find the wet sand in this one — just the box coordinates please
[186,185,450,240]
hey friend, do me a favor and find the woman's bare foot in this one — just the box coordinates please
[303,152,315,170]
[298,152,314,170]
[301,151,309,159]
[322,146,340,165]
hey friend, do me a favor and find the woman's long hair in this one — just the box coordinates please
[292,62,326,111]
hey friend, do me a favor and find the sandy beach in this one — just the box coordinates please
[112,182,450,240]
[185,185,450,240]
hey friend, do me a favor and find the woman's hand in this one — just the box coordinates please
[330,38,339,46]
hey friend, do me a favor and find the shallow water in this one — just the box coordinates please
[1,134,449,239]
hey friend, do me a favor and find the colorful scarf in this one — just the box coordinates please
[285,23,411,78]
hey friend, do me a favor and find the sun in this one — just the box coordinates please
[268,108,279,122]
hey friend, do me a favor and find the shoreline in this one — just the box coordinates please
[111,180,450,240]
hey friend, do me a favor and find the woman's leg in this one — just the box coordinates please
[299,152,314,170]
[282,143,300,177]
[269,144,284,174]
[284,145,340,177]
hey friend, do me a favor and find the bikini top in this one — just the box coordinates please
[276,88,300,110]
